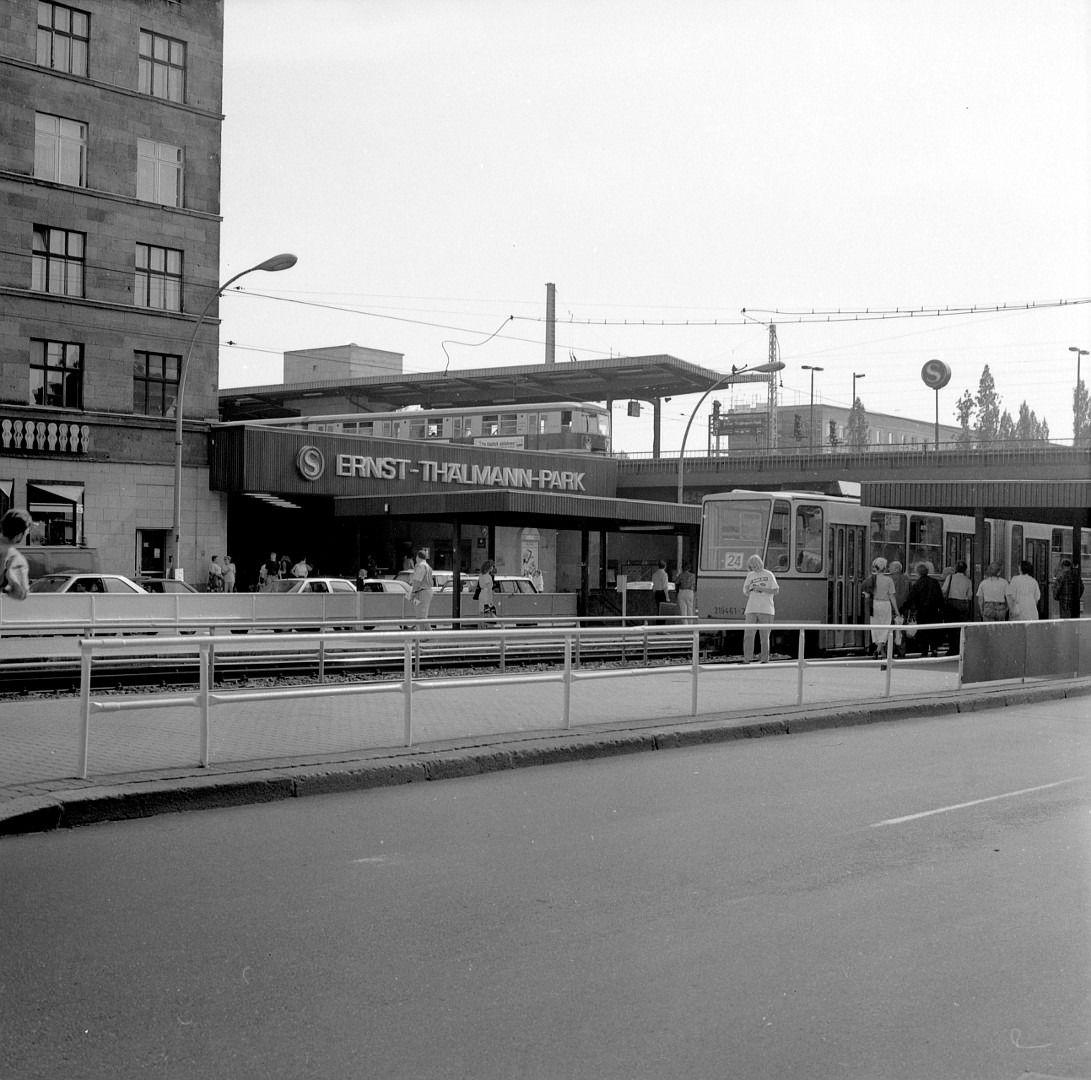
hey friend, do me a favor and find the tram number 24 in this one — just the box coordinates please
[723,553,745,570]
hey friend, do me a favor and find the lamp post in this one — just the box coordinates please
[1070,346,1089,444]
[852,371,865,406]
[801,365,824,451]
[169,253,298,579]
[675,360,785,569]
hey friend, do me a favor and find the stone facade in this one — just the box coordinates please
[0,0,225,578]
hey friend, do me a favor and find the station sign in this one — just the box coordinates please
[213,425,619,499]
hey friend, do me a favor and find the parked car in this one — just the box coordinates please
[136,577,199,594]
[265,577,358,594]
[437,575,541,594]
[28,572,147,594]
[357,578,411,595]
[22,545,101,581]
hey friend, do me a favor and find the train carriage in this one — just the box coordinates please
[698,490,1086,654]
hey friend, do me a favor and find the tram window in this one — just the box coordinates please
[561,410,573,430]
[500,413,518,435]
[482,414,499,436]
[795,505,824,573]
[426,419,442,438]
[1009,525,1023,580]
[768,500,791,572]
[908,514,943,574]
[700,498,772,572]
[869,511,905,567]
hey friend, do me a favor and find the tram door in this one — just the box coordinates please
[830,523,867,650]
[1024,536,1050,618]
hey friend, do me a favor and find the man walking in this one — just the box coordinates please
[1053,558,1084,618]
[410,549,434,628]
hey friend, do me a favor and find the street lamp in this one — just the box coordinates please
[1070,346,1089,444]
[675,360,786,568]
[801,365,824,451]
[852,371,866,406]
[169,252,298,579]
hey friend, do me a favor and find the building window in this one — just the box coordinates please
[32,226,85,296]
[134,243,183,310]
[136,138,184,206]
[37,3,90,77]
[30,340,84,409]
[133,352,179,417]
[138,30,186,102]
[34,113,87,186]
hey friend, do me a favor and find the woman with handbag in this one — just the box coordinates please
[477,559,497,622]
[904,563,947,658]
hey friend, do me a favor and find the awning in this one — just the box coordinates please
[27,482,85,505]
[334,489,701,534]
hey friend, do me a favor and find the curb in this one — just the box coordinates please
[3,679,1089,837]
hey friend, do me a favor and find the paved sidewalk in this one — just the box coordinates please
[3,659,1090,836]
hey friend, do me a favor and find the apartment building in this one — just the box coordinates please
[0,0,226,579]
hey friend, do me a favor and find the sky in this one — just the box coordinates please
[217,0,1091,454]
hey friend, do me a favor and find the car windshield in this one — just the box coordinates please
[28,576,68,593]
[266,580,299,593]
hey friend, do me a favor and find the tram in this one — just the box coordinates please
[238,402,612,454]
[697,489,1089,653]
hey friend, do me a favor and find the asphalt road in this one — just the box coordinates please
[2,699,1088,1080]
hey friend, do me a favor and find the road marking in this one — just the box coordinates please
[871,776,1086,827]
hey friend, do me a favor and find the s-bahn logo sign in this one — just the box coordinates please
[335,453,586,492]
[296,445,326,481]
[920,359,952,390]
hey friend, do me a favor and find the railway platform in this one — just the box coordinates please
[3,656,1090,838]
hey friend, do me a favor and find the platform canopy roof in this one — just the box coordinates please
[219,355,727,420]
[334,489,702,534]
[861,479,1091,527]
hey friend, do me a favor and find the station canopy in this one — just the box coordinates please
[219,355,727,420]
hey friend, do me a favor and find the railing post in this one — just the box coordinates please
[403,638,414,746]
[78,641,92,780]
[642,622,649,666]
[199,640,211,767]
[318,637,326,684]
[563,633,573,729]
[690,627,700,716]
[797,628,806,706]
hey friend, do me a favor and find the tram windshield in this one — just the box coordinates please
[701,497,790,572]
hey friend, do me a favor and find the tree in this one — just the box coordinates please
[1015,401,1050,443]
[847,399,869,448]
[954,389,975,447]
[974,364,1002,443]
[998,410,1015,442]
[1074,381,1091,447]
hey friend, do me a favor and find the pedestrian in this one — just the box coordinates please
[222,555,236,593]
[903,563,946,657]
[675,565,697,621]
[868,557,899,663]
[1006,560,1041,621]
[410,549,434,628]
[651,560,670,610]
[0,508,34,601]
[476,559,497,622]
[366,554,378,580]
[976,562,1009,621]
[942,561,973,653]
[259,551,279,590]
[742,554,779,663]
[278,553,293,579]
[207,555,224,592]
[1052,558,1084,618]
[291,554,311,579]
[888,561,911,657]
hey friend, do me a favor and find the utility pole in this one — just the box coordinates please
[767,323,779,449]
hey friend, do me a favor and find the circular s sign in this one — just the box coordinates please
[920,359,952,390]
[295,445,325,481]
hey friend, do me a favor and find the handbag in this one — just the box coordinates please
[904,613,917,638]
[473,585,481,599]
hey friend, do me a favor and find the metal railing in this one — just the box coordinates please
[74,619,970,779]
